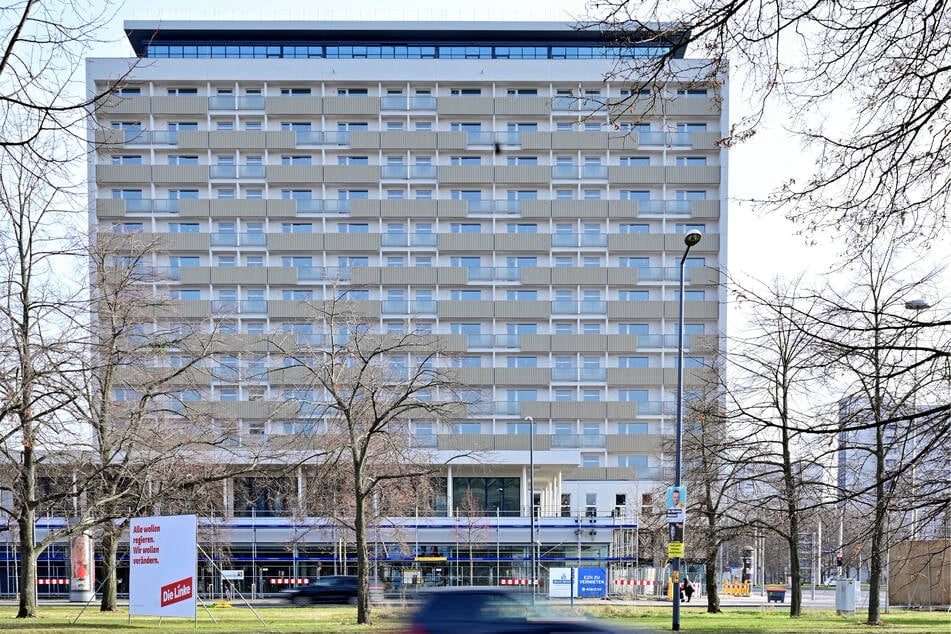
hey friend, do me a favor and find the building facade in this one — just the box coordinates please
[82,21,727,593]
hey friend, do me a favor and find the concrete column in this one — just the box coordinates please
[446,465,453,517]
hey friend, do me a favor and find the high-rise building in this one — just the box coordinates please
[87,20,726,590]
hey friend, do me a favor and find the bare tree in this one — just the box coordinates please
[276,296,465,624]
[452,487,491,587]
[726,276,832,617]
[805,238,949,624]
[586,0,951,250]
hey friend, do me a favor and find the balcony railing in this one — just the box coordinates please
[466,334,520,349]
[638,131,692,147]
[636,199,692,216]
[551,164,608,179]
[551,367,607,382]
[381,299,437,314]
[294,130,350,146]
[551,300,607,314]
[551,233,608,248]
[380,95,437,110]
[466,266,521,282]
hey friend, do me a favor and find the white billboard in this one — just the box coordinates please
[129,514,197,618]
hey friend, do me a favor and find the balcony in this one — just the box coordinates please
[209,165,236,179]
[294,130,350,146]
[551,232,608,248]
[637,267,685,283]
[211,299,267,315]
[636,334,680,350]
[466,333,520,349]
[465,199,521,215]
[551,300,607,315]
[638,131,692,147]
[381,299,437,314]
[380,95,437,110]
[551,367,607,382]
[466,266,520,282]
[551,164,608,180]
[381,164,438,180]
[122,199,181,214]
[636,199,692,216]
[296,266,350,282]
[637,401,675,416]
[208,95,266,110]
[291,198,351,215]
[466,131,522,148]
[238,165,266,179]
[210,232,238,247]
[380,233,438,247]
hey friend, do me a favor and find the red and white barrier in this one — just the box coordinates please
[38,579,69,585]
[269,578,309,585]
[499,579,538,585]
[613,579,657,586]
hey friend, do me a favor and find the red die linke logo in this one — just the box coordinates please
[160,577,193,607]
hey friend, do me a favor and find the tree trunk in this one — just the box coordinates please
[354,491,371,625]
[787,532,802,617]
[100,530,120,611]
[17,511,37,618]
[704,556,720,613]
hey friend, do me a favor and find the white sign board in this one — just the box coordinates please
[221,569,244,580]
[549,567,573,598]
[129,514,197,618]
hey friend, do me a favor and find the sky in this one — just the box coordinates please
[89,0,936,302]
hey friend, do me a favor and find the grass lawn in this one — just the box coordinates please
[0,604,946,633]
[589,605,951,633]
[0,605,407,633]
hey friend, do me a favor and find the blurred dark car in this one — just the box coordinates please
[284,575,359,606]
[407,587,627,633]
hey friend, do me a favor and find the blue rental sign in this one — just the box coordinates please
[575,568,607,598]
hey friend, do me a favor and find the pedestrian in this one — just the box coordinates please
[684,576,695,602]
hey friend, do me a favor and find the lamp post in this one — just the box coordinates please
[673,230,701,631]
[904,298,930,540]
[524,415,536,603]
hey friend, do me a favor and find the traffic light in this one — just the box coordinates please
[836,555,843,566]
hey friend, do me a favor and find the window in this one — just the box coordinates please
[619,389,648,402]
[451,289,482,300]
[282,289,313,300]
[676,156,708,166]
[281,223,313,233]
[171,289,201,300]
[619,290,649,301]
[506,156,538,165]
[280,88,312,95]
[619,223,650,234]
[582,389,601,401]
[450,223,481,233]
[450,256,481,268]
[619,257,649,267]
[506,290,537,301]
[216,189,235,199]
[169,189,199,199]
[217,255,236,267]
[168,155,199,165]
[684,356,705,368]
[506,256,537,267]
[281,155,312,165]
[506,356,537,368]
[338,223,369,233]
[506,223,537,234]
[244,121,262,131]
[582,323,601,334]
[620,190,650,200]
[585,493,598,516]
[506,323,537,335]
[677,89,708,97]
[337,121,369,131]
[453,422,481,434]
[554,389,573,401]
[167,121,198,131]
[505,88,537,96]
[385,121,404,130]
[618,422,648,434]
[581,455,601,468]
[111,222,143,233]
[337,88,368,95]
[245,256,263,267]
[452,356,481,368]
[386,256,405,267]
[619,156,650,166]
[554,256,573,267]
[111,155,142,165]
[168,222,200,233]
[682,290,706,300]
[111,188,143,200]
[618,455,649,468]
[685,257,705,268]
[338,189,369,200]
[414,121,432,131]
[618,323,649,335]
[245,188,263,199]
[167,87,198,95]
[338,156,369,165]
[114,87,141,95]
[216,120,235,130]
[554,323,574,334]
[676,123,707,132]
[676,223,707,233]
[619,356,649,368]
[676,190,707,200]
[450,88,481,95]
[506,190,538,200]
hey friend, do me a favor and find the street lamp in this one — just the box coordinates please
[524,416,536,604]
[673,230,701,631]
[904,298,930,540]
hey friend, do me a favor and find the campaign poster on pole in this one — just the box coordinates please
[548,567,573,598]
[129,514,197,618]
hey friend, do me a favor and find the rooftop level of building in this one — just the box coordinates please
[124,20,689,60]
